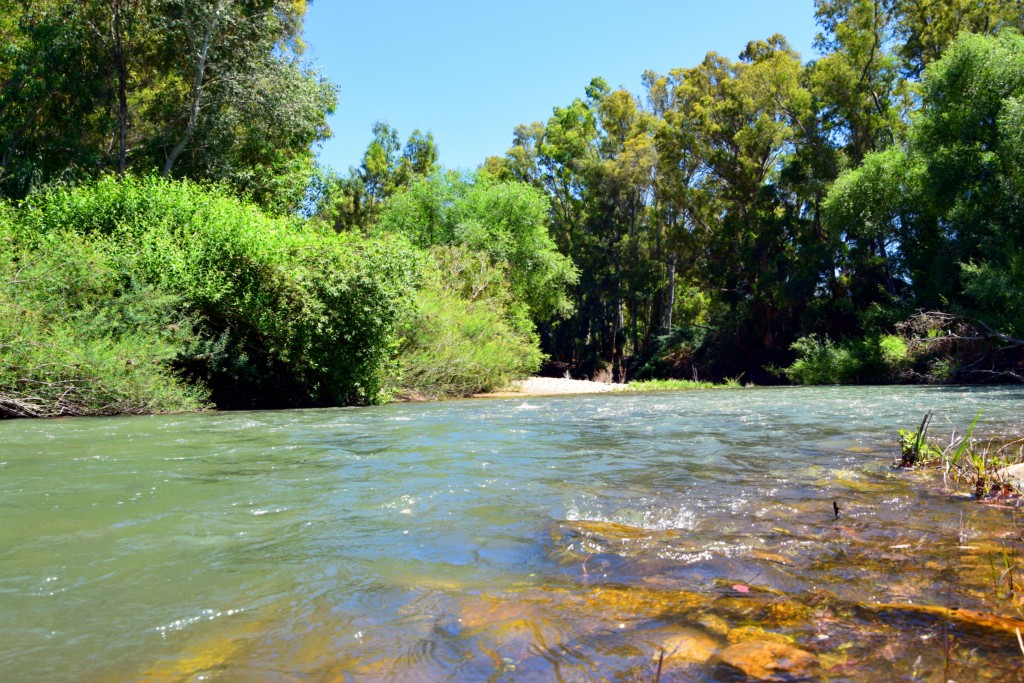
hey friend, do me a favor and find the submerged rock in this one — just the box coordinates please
[726,626,794,645]
[551,519,684,561]
[655,626,721,666]
[695,612,730,637]
[717,640,818,681]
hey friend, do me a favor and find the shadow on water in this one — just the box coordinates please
[1,385,1023,681]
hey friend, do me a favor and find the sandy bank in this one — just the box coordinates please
[476,377,629,397]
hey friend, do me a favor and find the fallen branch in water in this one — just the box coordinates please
[859,602,1024,636]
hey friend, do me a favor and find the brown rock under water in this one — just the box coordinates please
[717,640,818,681]
[653,626,721,666]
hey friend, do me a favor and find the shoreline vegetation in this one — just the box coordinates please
[474,376,741,398]
[2,4,1024,419]
[897,409,1024,500]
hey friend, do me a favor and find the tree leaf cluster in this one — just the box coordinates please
[0,0,336,213]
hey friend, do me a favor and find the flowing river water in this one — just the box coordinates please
[2,385,1024,681]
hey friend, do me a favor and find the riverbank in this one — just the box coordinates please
[476,377,629,397]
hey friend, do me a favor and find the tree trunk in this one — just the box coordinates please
[163,1,221,177]
[112,0,129,176]
[664,254,676,330]
[630,295,638,357]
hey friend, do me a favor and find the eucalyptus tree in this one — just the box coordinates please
[812,0,910,164]
[314,123,439,232]
[585,82,660,368]
[503,79,660,376]
[825,31,1024,336]
[647,36,829,372]
[892,0,1024,77]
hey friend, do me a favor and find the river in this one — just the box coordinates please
[2,385,1023,681]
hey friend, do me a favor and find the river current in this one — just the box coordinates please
[2,385,1023,681]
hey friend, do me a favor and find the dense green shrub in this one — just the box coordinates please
[877,334,909,369]
[784,332,913,385]
[0,218,207,417]
[784,335,860,385]
[11,176,420,409]
[391,246,543,399]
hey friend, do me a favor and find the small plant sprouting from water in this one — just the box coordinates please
[899,410,939,467]
[897,410,1024,498]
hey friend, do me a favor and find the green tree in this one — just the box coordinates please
[809,0,914,324]
[651,38,827,374]
[0,0,336,212]
[825,31,1024,336]
[892,0,1024,77]
[315,123,439,232]
[375,170,578,323]
[0,1,109,196]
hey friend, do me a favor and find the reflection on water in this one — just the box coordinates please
[1,385,1023,681]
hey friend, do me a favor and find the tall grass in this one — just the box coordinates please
[626,377,743,392]
[898,410,1024,498]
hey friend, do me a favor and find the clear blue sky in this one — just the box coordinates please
[302,1,820,173]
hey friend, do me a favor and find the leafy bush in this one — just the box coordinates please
[0,219,207,417]
[12,176,420,409]
[391,246,543,399]
[783,331,918,385]
[878,334,909,369]
[784,335,859,385]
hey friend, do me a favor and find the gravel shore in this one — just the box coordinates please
[478,377,629,397]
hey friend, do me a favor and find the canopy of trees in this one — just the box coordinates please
[483,0,1024,383]
[0,0,336,213]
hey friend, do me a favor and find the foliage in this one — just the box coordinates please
[0,0,336,213]
[825,31,1024,339]
[313,123,439,232]
[6,1,1024,407]
[785,335,860,385]
[878,334,909,368]
[783,330,914,385]
[0,213,207,417]
[390,246,543,399]
[376,170,578,322]
[633,323,713,381]
[486,3,1022,386]
[626,377,741,392]
[14,175,419,408]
